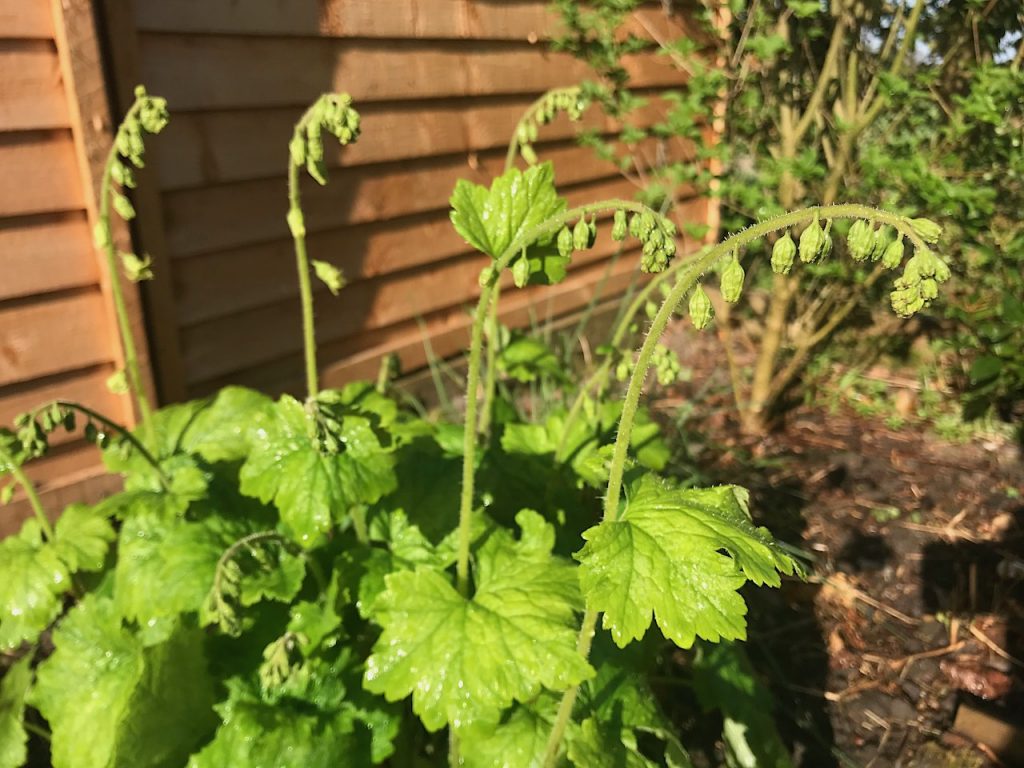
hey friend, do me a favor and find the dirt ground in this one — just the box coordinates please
[665,324,1024,767]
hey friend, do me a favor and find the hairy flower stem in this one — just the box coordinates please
[541,203,929,765]
[41,400,168,487]
[288,113,320,401]
[504,86,585,170]
[98,100,154,446]
[0,443,53,541]
[554,251,698,460]
[477,283,501,436]
[456,199,658,597]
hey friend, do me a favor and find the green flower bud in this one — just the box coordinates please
[821,219,834,259]
[612,209,627,241]
[642,231,662,257]
[871,225,892,260]
[289,134,307,167]
[587,216,598,248]
[512,255,530,288]
[847,219,874,262]
[306,121,324,162]
[557,226,574,258]
[689,284,714,330]
[306,157,327,185]
[126,126,145,166]
[799,214,826,263]
[121,252,153,282]
[881,235,904,269]
[312,259,345,295]
[93,221,112,250]
[573,218,590,251]
[638,211,656,239]
[106,370,129,395]
[287,208,306,238]
[113,193,136,221]
[629,213,643,239]
[909,217,942,244]
[921,277,938,300]
[721,256,745,303]
[771,232,796,274]
[520,143,538,165]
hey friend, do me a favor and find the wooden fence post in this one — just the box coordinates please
[49,0,158,418]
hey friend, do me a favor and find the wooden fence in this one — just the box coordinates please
[0,0,709,534]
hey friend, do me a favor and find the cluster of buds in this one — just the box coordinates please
[516,87,589,164]
[847,219,905,268]
[97,85,169,281]
[289,93,361,185]
[259,632,305,700]
[890,248,951,317]
[204,535,294,637]
[205,554,245,636]
[651,343,683,386]
[306,399,349,455]
[629,210,677,273]
[8,404,79,465]
[615,343,681,386]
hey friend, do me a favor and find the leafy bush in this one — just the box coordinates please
[0,87,946,767]
[552,0,1019,432]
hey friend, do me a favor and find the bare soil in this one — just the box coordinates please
[665,325,1024,767]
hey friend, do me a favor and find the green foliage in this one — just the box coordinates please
[451,161,567,261]
[365,511,592,730]
[0,504,113,650]
[0,88,946,768]
[239,393,395,545]
[577,478,798,648]
[0,657,31,768]
[692,642,793,768]
[32,596,217,768]
[550,0,1010,433]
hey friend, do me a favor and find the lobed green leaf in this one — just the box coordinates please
[364,510,592,731]
[576,477,799,649]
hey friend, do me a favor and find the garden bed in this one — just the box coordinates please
[666,323,1024,767]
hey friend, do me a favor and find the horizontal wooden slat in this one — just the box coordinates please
[137,35,682,111]
[174,210,464,325]
[180,190,705,386]
[0,41,69,131]
[0,212,98,300]
[0,0,55,39]
[162,139,669,258]
[0,131,84,216]
[190,249,648,397]
[0,290,112,386]
[172,170,699,326]
[0,364,126,448]
[324,263,643,385]
[173,167,696,320]
[135,0,556,40]
[155,96,676,191]
[180,224,631,384]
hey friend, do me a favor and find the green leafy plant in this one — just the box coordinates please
[551,0,1018,434]
[0,87,948,768]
